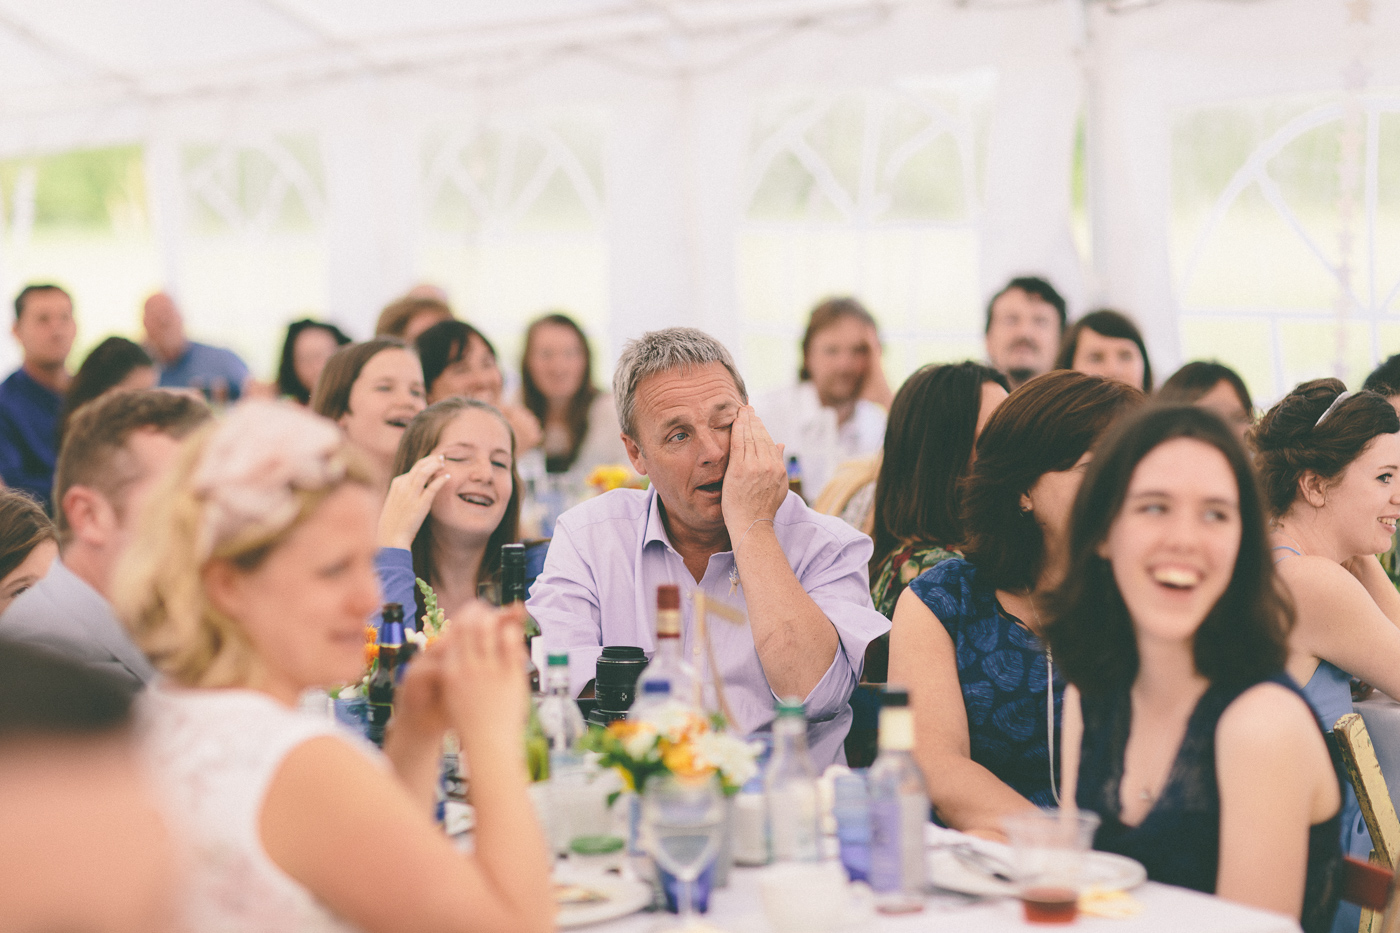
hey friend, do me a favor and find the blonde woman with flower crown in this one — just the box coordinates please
[114,400,554,933]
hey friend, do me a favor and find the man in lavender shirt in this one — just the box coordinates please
[528,327,889,767]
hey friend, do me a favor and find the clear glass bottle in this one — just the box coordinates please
[538,653,587,770]
[764,697,821,862]
[634,584,698,711]
[867,687,927,913]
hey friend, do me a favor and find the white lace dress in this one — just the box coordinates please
[137,685,380,933]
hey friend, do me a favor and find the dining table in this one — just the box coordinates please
[555,825,1304,933]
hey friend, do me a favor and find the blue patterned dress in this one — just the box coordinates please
[907,558,1063,807]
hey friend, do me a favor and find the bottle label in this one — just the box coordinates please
[868,795,926,893]
[768,783,820,861]
[878,708,915,752]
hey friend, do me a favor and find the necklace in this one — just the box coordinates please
[1272,523,1308,557]
[1026,591,1060,807]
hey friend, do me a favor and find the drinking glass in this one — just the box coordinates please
[1002,807,1100,924]
[644,773,724,930]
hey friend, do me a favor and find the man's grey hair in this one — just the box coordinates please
[613,328,748,439]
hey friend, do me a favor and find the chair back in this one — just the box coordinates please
[1332,713,1400,869]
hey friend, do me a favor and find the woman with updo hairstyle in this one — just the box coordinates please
[1049,405,1341,929]
[0,489,56,614]
[1253,377,1400,909]
[114,401,553,933]
[887,370,1143,837]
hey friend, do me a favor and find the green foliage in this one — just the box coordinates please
[0,146,145,231]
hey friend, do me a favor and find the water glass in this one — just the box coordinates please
[1002,807,1100,924]
[643,773,724,929]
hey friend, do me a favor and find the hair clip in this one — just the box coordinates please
[1314,390,1354,429]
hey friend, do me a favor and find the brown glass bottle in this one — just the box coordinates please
[501,543,541,694]
[367,603,404,747]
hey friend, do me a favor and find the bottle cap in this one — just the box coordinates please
[547,653,569,667]
[501,542,525,566]
[570,835,625,855]
[776,697,805,718]
[643,680,672,695]
[382,602,403,623]
[881,686,910,708]
[657,584,680,611]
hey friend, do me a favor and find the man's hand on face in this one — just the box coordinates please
[721,406,789,536]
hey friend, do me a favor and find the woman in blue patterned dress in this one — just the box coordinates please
[887,371,1143,837]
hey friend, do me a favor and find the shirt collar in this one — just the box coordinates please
[641,486,735,560]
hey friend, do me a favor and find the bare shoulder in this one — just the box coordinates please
[1217,682,1319,751]
[1274,554,1367,598]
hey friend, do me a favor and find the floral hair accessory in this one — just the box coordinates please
[191,400,347,561]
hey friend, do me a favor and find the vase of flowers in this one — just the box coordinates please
[581,700,760,890]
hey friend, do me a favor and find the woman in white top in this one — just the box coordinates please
[115,400,554,933]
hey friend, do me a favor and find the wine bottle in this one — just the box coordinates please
[501,543,541,694]
[367,603,404,747]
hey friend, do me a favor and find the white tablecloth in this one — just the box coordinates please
[576,827,1301,933]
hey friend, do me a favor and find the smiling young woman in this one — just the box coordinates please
[312,340,427,497]
[1049,405,1341,932]
[1251,378,1400,924]
[375,397,547,630]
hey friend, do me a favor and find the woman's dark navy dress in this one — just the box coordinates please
[1077,675,1342,933]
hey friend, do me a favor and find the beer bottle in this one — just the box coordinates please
[501,543,541,694]
[367,603,404,747]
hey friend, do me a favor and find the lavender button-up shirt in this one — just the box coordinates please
[527,486,890,769]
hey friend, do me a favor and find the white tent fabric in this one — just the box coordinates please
[0,0,1396,400]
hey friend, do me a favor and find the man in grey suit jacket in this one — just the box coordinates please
[1,390,210,691]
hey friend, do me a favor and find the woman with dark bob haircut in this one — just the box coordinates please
[276,319,351,405]
[1157,360,1254,444]
[60,337,156,446]
[1050,405,1341,931]
[1056,308,1153,393]
[1253,378,1400,919]
[886,370,1143,836]
[868,362,1008,621]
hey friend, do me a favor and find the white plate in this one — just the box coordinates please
[556,877,654,929]
[927,845,1146,898]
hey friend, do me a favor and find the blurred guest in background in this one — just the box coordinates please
[277,318,351,405]
[984,276,1066,391]
[1051,405,1340,930]
[59,336,156,445]
[1056,308,1153,393]
[376,294,454,344]
[519,312,629,529]
[532,327,888,768]
[142,292,250,403]
[755,297,889,506]
[1363,353,1400,413]
[1,391,210,691]
[312,339,426,497]
[417,320,543,453]
[116,401,554,933]
[0,637,175,933]
[888,371,1142,836]
[377,397,545,629]
[1158,360,1254,444]
[0,488,56,615]
[0,283,76,509]
[521,312,625,477]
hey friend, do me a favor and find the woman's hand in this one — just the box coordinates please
[378,455,450,550]
[439,601,531,754]
[502,405,543,453]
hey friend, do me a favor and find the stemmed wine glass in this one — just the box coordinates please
[643,773,725,931]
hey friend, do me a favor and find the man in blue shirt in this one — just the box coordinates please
[142,291,250,403]
[0,284,76,509]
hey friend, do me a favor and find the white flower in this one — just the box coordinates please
[623,723,660,760]
[641,700,705,742]
[693,732,761,789]
[406,630,428,650]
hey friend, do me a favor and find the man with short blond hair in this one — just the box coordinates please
[1,390,210,689]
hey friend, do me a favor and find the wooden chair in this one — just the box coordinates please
[1331,713,1400,931]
